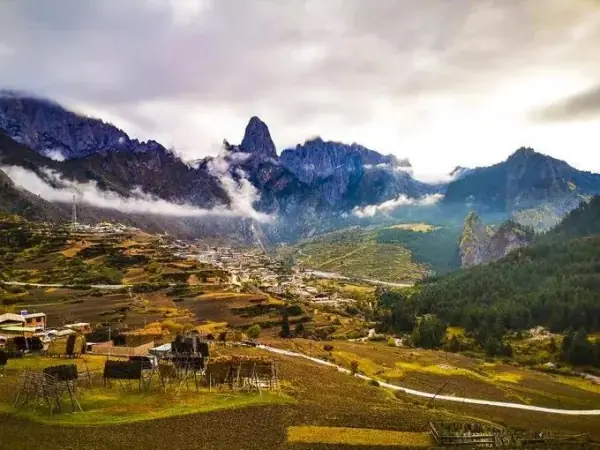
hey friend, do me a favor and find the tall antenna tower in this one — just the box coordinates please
[72,194,77,225]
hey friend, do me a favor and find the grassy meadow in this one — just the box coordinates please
[287,223,460,282]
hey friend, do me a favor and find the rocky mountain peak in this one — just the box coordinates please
[509,147,537,159]
[240,116,277,159]
[450,166,470,179]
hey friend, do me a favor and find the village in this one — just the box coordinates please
[163,236,358,306]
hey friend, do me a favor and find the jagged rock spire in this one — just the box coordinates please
[240,116,277,158]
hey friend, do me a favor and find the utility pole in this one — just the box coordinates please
[71,194,77,225]
[427,381,448,408]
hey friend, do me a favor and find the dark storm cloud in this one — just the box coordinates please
[0,0,599,171]
[534,84,600,122]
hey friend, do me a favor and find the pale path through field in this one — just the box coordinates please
[258,345,600,416]
[306,270,413,288]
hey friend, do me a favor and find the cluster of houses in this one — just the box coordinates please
[190,246,358,307]
[0,310,91,347]
[71,222,140,234]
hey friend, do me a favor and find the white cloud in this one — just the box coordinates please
[42,149,66,162]
[364,163,414,176]
[352,193,444,218]
[206,150,272,222]
[1,164,272,222]
[411,172,455,184]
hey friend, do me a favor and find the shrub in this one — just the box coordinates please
[280,313,291,338]
[286,304,303,316]
[247,324,261,339]
[369,379,380,387]
[131,283,169,293]
[294,322,305,336]
[5,285,26,294]
[147,262,162,275]
[350,360,359,375]
[411,314,447,349]
[323,344,334,352]
[387,337,397,347]
[233,330,244,341]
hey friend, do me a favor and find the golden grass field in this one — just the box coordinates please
[287,426,433,446]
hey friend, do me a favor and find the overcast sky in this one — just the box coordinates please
[1,0,600,176]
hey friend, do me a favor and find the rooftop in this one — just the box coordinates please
[23,312,46,319]
[0,326,39,333]
[0,313,25,324]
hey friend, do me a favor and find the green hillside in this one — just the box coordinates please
[289,223,460,282]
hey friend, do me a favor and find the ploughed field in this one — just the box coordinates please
[1,345,600,449]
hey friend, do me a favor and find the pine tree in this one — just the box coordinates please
[280,313,291,338]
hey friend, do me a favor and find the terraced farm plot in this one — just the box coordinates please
[290,223,461,282]
[294,228,424,283]
[177,292,277,326]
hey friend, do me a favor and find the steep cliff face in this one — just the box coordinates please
[459,212,534,267]
[459,212,493,267]
[280,138,405,184]
[279,138,432,207]
[0,92,166,159]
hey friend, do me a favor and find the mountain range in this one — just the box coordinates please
[1,92,600,242]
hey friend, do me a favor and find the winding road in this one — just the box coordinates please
[1,281,129,290]
[306,270,413,288]
[258,345,600,416]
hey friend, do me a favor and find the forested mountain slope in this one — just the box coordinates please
[541,196,600,242]
[410,196,600,333]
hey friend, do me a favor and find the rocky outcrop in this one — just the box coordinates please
[459,212,534,267]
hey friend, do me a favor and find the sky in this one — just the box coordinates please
[1,0,600,177]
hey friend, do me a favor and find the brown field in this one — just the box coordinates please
[177,292,276,326]
[1,345,599,450]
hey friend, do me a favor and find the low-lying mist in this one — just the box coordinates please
[1,164,272,222]
[352,193,444,218]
